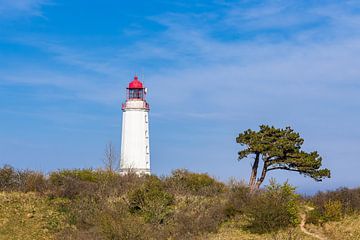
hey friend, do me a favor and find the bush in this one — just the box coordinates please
[127,176,174,224]
[49,169,101,184]
[165,169,225,196]
[168,196,227,239]
[0,165,47,192]
[307,187,360,224]
[0,165,18,190]
[323,200,343,221]
[305,207,323,225]
[18,170,47,192]
[245,181,300,234]
[48,170,100,199]
[224,180,251,217]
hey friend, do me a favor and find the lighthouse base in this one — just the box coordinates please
[119,168,151,176]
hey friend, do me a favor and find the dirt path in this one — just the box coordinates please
[300,207,327,240]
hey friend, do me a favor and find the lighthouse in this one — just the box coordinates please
[120,76,150,175]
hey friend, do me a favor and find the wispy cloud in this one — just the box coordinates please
[3,1,360,112]
[1,1,360,189]
[0,0,49,19]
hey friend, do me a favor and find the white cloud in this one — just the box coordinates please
[0,0,49,18]
[2,1,360,114]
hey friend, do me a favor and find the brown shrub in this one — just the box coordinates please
[0,165,18,190]
[308,187,360,224]
[18,170,47,192]
[224,180,251,217]
[0,165,47,192]
[167,196,227,239]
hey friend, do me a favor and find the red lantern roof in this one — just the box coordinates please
[128,76,144,89]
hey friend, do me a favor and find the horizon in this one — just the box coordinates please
[1,0,360,195]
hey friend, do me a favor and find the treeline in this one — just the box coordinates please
[0,165,359,239]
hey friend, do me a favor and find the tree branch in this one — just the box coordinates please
[267,166,303,173]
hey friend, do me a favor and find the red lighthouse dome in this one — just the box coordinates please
[128,76,144,89]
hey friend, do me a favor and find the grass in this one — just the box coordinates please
[0,192,70,240]
[202,218,315,240]
[306,214,360,240]
[1,191,360,239]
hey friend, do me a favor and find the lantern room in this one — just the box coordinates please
[127,76,146,100]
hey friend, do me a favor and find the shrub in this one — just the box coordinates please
[307,187,360,225]
[323,200,343,221]
[224,180,251,217]
[168,196,227,239]
[48,171,99,199]
[49,169,100,184]
[305,207,323,225]
[0,165,18,190]
[0,165,46,192]
[245,181,300,234]
[165,169,225,196]
[127,176,174,224]
[18,170,47,192]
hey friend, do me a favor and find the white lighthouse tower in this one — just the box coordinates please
[120,76,150,175]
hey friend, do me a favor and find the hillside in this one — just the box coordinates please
[0,166,359,240]
[1,192,360,240]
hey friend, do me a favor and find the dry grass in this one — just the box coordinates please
[0,192,70,240]
[204,214,360,240]
[202,219,316,240]
[306,214,360,240]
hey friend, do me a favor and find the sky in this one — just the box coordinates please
[1,0,360,194]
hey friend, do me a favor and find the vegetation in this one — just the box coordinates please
[0,165,359,239]
[236,125,331,190]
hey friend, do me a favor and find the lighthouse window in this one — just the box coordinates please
[145,130,149,138]
[145,115,148,123]
[146,145,149,154]
[129,89,144,99]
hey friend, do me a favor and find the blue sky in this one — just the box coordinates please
[1,0,360,193]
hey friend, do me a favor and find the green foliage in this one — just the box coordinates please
[236,125,330,189]
[165,169,225,196]
[245,181,300,233]
[49,169,101,184]
[323,200,343,221]
[127,176,174,224]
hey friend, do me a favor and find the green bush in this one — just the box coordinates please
[165,169,225,196]
[323,200,343,221]
[49,169,101,184]
[127,176,174,224]
[245,181,300,234]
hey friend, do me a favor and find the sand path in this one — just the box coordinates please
[300,207,327,240]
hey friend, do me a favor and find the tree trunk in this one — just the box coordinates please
[249,153,260,191]
[255,160,268,189]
